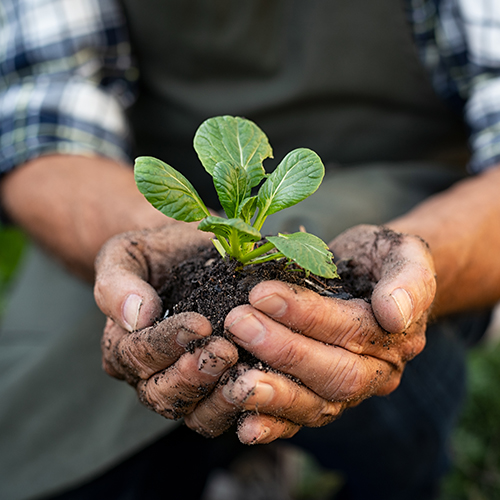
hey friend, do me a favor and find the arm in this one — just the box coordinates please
[388,163,500,316]
[0,155,169,281]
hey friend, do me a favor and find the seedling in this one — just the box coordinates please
[134,115,338,279]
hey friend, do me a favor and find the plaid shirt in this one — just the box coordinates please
[1,0,500,176]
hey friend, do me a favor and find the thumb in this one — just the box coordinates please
[94,233,163,332]
[371,235,436,333]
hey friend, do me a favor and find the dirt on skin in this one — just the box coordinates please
[156,228,403,430]
[159,243,375,342]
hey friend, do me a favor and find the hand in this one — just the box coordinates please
[94,223,238,419]
[184,225,436,443]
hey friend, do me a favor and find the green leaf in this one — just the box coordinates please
[213,161,251,219]
[237,196,258,224]
[256,148,324,225]
[198,216,261,243]
[266,232,338,279]
[135,156,210,223]
[193,115,272,187]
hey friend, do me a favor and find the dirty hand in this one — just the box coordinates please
[94,223,238,419]
[184,225,436,444]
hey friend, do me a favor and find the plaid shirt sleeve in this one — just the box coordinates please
[0,0,135,177]
[408,0,500,173]
[456,0,500,172]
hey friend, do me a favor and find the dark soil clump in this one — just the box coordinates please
[160,245,374,341]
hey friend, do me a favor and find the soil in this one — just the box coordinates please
[159,244,376,355]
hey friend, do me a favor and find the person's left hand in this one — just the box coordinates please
[183,225,436,444]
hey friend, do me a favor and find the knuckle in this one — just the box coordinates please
[137,376,184,420]
[93,277,114,316]
[293,295,332,334]
[324,359,367,401]
[184,412,224,439]
[401,331,426,363]
[309,401,342,427]
[170,365,211,401]
[271,338,307,372]
[113,333,156,379]
[101,357,124,379]
[376,372,403,396]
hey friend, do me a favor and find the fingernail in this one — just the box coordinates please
[252,382,274,405]
[223,380,274,406]
[226,313,266,345]
[222,383,235,403]
[198,349,227,376]
[122,294,142,332]
[256,426,271,443]
[176,328,203,347]
[252,294,287,318]
[390,288,413,330]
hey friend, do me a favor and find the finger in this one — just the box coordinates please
[371,235,436,333]
[237,413,300,445]
[94,232,163,332]
[94,224,212,332]
[225,306,397,401]
[137,337,238,420]
[102,312,213,383]
[329,225,436,334]
[221,368,344,426]
[101,318,127,380]
[246,281,401,356]
[184,368,243,438]
[187,362,346,439]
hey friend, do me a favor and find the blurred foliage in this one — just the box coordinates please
[440,340,500,500]
[0,226,26,313]
[292,451,344,500]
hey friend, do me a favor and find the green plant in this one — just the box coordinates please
[134,115,338,279]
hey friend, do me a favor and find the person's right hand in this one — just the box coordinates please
[94,223,239,419]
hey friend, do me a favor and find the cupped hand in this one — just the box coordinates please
[184,225,436,443]
[94,223,238,419]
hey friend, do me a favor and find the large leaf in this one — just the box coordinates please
[256,148,324,221]
[198,216,261,243]
[134,156,210,222]
[266,232,338,279]
[213,161,251,219]
[193,115,272,187]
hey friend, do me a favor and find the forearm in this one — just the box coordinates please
[388,164,500,317]
[0,154,172,281]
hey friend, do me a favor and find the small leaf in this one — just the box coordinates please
[238,196,258,224]
[213,161,251,219]
[135,156,210,222]
[256,148,324,221]
[194,115,272,187]
[266,232,338,279]
[198,216,261,243]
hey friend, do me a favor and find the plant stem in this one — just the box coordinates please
[215,235,231,256]
[229,229,242,260]
[247,251,285,265]
[252,209,267,232]
[239,241,275,264]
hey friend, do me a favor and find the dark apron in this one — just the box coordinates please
[0,1,481,499]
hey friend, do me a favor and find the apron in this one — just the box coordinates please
[0,1,473,498]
